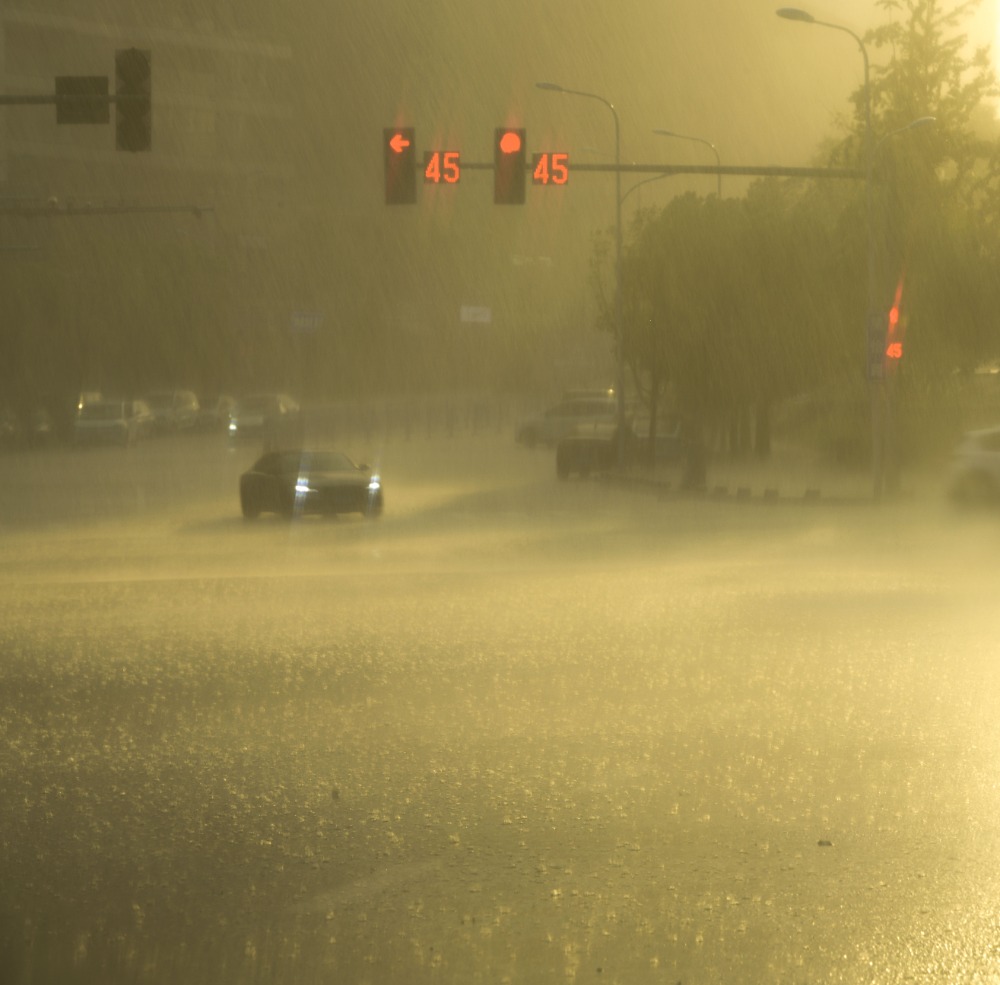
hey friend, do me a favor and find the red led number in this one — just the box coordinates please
[424,151,460,184]
[885,342,903,359]
[532,153,569,186]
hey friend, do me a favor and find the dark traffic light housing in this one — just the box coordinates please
[115,48,151,152]
[494,128,526,204]
[384,127,417,204]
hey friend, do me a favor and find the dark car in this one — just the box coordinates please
[515,395,618,448]
[556,419,682,479]
[196,393,236,431]
[948,425,1000,504]
[239,449,383,520]
[228,393,303,449]
[556,422,620,478]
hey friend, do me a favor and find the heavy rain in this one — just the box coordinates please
[4,2,1000,983]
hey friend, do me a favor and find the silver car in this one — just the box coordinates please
[228,393,303,449]
[144,390,200,432]
[73,399,154,446]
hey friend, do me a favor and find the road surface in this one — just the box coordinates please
[1,431,999,984]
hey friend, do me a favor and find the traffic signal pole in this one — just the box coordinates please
[0,49,151,152]
[0,93,112,108]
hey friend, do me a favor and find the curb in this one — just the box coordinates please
[598,470,873,507]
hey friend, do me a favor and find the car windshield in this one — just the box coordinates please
[236,396,275,414]
[278,451,353,473]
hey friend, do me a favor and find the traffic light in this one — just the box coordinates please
[884,276,906,367]
[115,48,151,151]
[384,127,417,204]
[494,128,526,204]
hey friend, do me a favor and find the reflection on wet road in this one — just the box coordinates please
[2,433,1000,983]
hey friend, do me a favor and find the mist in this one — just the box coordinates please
[5,2,1000,982]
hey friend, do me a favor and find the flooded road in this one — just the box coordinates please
[3,431,1000,983]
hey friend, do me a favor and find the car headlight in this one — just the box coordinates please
[295,480,314,494]
[368,475,381,492]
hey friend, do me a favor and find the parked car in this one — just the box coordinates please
[515,395,619,448]
[0,406,22,450]
[228,393,303,448]
[239,449,383,520]
[73,398,154,446]
[556,418,683,479]
[948,425,1000,504]
[556,422,621,478]
[197,393,236,431]
[561,386,616,402]
[23,407,56,448]
[143,390,200,432]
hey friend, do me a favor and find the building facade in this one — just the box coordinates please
[0,2,298,419]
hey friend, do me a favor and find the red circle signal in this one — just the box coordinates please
[499,130,522,155]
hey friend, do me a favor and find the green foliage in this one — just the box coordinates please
[604,0,1000,465]
[619,182,859,429]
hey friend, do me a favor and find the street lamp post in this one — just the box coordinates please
[652,129,722,198]
[536,81,627,468]
[776,7,883,499]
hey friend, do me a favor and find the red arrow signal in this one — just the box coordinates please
[383,127,417,204]
[389,131,411,154]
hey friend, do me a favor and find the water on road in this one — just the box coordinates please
[2,432,1000,984]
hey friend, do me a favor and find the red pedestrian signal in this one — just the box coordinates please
[494,127,526,204]
[384,127,417,204]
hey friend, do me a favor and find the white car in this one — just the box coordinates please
[228,393,303,448]
[73,399,154,446]
[144,390,200,432]
[948,426,1000,504]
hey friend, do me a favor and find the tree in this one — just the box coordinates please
[601,0,1000,477]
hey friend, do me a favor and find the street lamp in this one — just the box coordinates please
[776,7,881,499]
[536,81,627,467]
[652,129,722,198]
